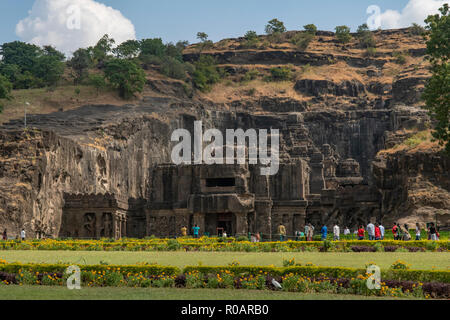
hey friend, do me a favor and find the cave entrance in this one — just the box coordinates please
[217,213,234,236]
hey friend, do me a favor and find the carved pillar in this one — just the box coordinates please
[235,213,248,237]
[255,200,273,240]
[95,212,102,239]
[121,215,127,238]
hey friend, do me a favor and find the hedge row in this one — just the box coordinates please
[0,239,448,252]
[2,263,447,283]
[182,265,450,284]
[0,263,180,276]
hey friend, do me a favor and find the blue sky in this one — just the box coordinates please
[0,0,409,45]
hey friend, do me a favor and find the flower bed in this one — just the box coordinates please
[0,262,448,298]
[0,238,448,252]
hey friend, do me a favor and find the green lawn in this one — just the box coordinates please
[0,286,419,300]
[1,251,448,270]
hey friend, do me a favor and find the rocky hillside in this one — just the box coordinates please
[0,27,448,237]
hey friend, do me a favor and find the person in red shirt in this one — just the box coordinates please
[392,224,399,240]
[358,226,365,240]
[375,224,381,240]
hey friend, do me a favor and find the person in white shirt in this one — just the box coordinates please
[367,222,375,240]
[379,224,385,240]
[333,224,340,241]
[343,227,350,239]
[415,223,421,240]
[20,228,26,241]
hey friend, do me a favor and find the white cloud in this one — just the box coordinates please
[379,0,449,29]
[16,0,136,55]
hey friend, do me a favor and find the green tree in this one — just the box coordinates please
[140,38,166,58]
[42,45,65,61]
[0,63,21,86]
[165,43,183,62]
[197,32,209,42]
[87,74,106,96]
[104,58,146,99]
[192,56,220,92]
[68,48,93,84]
[335,25,352,44]
[356,24,376,48]
[422,4,450,154]
[0,74,12,113]
[242,31,259,48]
[265,19,286,35]
[114,40,141,59]
[196,32,213,52]
[0,41,42,73]
[32,47,65,87]
[303,24,317,35]
[92,34,115,64]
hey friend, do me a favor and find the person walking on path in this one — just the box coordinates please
[344,227,350,239]
[321,224,328,241]
[192,224,200,239]
[428,223,438,241]
[379,224,385,240]
[310,224,315,241]
[367,222,375,240]
[304,224,310,241]
[333,224,340,241]
[402,224,411,241]
[375,224,381,240]
[181,226,187,237]
[415,223,421,240]
[392,223,399,240]
[20,228,26,241]
[2,229,7,240]
[278,223,286,241]
[357,225,365,240]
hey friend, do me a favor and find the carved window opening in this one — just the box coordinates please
[206,178,235,188]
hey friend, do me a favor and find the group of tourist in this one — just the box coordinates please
[177,221,441,242]
[280,221,442,242]
[1,228,26,241]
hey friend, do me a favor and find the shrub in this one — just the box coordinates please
[242,31,259,49]
[167,239,181,251]
[268,67,292,81]
[335,25,352,44]
[291,32,314,51]
[426,241,439,252]
[242,69,259,82]
[393,51,407,64]
[410,23,426,36]
[365,47,377,57]
[357,24,376,48]
[160,57,188,80]
[373,242,384,252]
[390,260,410,270]
[303,24,317,35]
[192,56,221,92]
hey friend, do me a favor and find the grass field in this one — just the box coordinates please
[0,286,420,300]
[1,251,448,270]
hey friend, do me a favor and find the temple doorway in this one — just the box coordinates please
[217,213,234,236]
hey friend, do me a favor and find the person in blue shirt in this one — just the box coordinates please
[192,224,200,238]
[321,225,328,241]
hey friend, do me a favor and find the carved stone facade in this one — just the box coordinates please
[60,194,128,239]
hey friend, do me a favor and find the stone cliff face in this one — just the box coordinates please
[0,105,178,236]
[0,28,448,237]
[373,149,450,227]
